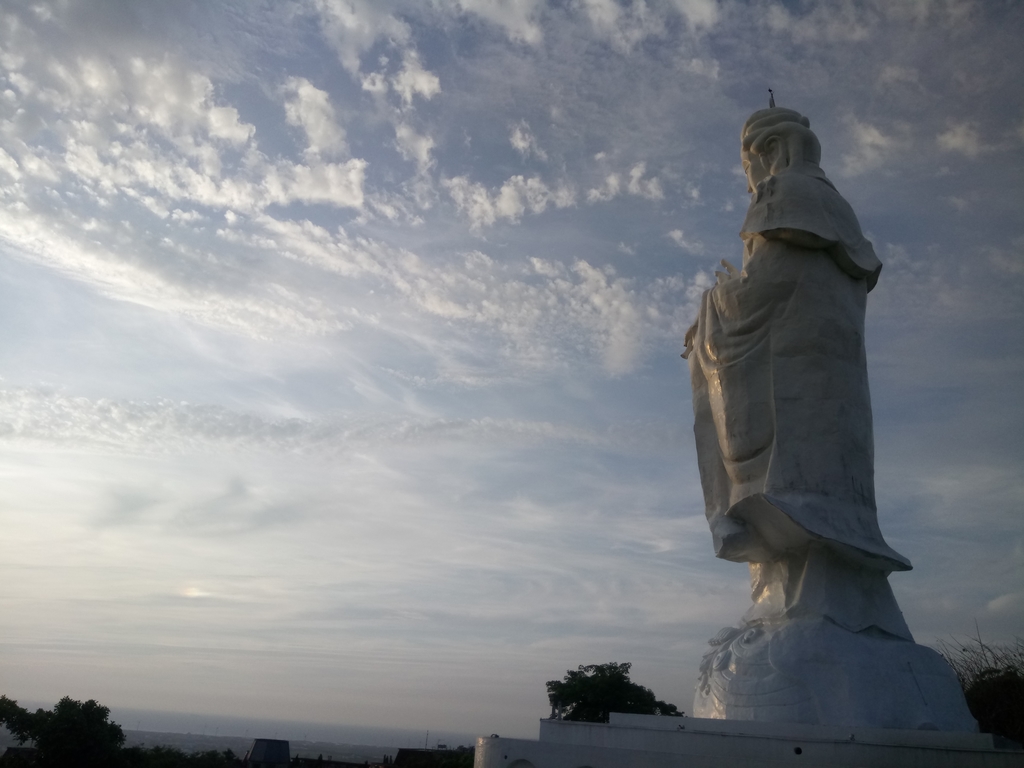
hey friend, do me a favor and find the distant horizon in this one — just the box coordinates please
[4,701,479,752]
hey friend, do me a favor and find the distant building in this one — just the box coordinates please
[244,738,290,767]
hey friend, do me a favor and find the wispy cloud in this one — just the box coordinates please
[0,387,681,455]
[282,77,349,157]
[509,120,548,162]
[936,122,991,158]
[444,174,575,227]
[587,162,663,202]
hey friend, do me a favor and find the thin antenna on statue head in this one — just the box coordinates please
[768,88,776,108]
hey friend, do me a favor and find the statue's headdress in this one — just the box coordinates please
[739,105,882,291]
[741,107,821,168]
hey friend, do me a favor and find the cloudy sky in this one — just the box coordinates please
[0,0,1021,741]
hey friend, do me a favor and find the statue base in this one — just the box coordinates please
[694,617,977,731]
[474,713,1022,768]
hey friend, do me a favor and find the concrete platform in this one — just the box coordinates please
[474,713,1024,768]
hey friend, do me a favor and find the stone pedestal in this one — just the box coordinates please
[474,713,1023,768]
[694,617,976,730]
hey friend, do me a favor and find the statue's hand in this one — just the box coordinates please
[711,514,772,563]
[682,321,698,359]
[711,516,750,559]
[714,259,741,284]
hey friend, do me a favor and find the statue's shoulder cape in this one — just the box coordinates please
[741,170,882,291]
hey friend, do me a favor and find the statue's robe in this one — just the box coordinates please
[687,168,910,578]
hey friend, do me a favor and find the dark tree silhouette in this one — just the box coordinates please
[938,636,1024,744]
[2,695,244,766]
[121,745,240,767]
[0,695,125,767]
[545,662,682,723]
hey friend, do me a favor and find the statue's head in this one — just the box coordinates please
[740,107,821,192]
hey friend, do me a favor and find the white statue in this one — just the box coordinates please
[683,106,976,731]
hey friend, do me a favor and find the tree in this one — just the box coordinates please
[122,745,241,767]
[545,662,682,723]
[0,695,36,743]
[938,636,1024,744]
[0,695,126,767]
